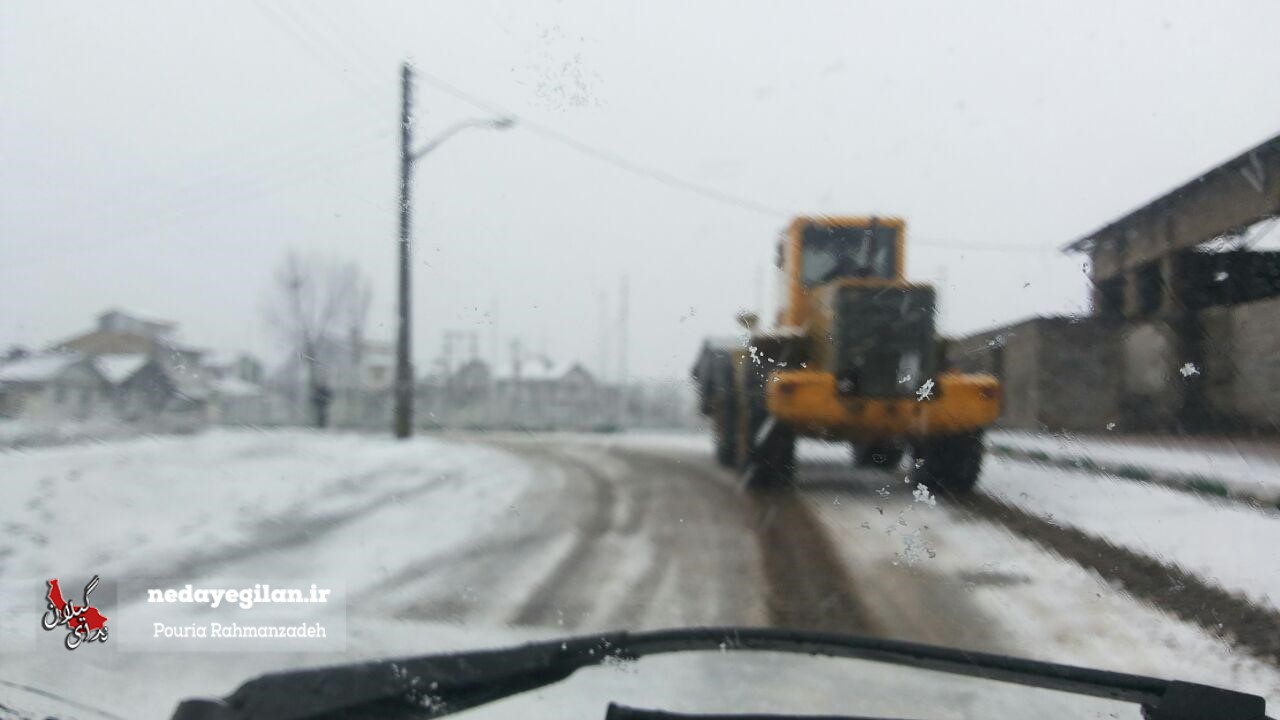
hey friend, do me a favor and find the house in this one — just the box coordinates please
[496,357,608,429]
[50,309,214,422]
[423,355,618,430]
[96,353,150,389]
[202,352,268,425]
[53,308,200,364]
[203,351,264,385]
[0,352,110,420]
[116,356,210,421]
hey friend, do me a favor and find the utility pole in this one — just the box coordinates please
[393,62,415,439]
[390,61,514,439]
[616,275,629,427]
[597,289,609,380]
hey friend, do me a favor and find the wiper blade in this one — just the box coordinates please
[169,626,1269,720]
[605,704,917,720]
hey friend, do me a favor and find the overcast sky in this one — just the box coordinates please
[4,1,1280,380]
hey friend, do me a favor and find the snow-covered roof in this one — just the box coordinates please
[210,376,262,398]
[95,353,149,384]
[98,307,176,329]
[0,353,83,383]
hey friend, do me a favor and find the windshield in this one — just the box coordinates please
[3,3,1280,719]
[800,224,898,284]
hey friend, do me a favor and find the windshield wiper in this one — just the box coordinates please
[169,626,1270,720]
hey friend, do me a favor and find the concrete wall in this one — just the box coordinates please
[1118,321,1183,430]
[1201,295,1280,431]
[951,316,1120,432]
[950,318,1038,428]
[1035,318,1122,431]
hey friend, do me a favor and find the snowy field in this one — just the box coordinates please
[0,430,542,715]
[0,429,535,586]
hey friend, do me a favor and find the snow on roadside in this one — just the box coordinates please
[582,429,852,465]
[981,456,1280,611]
[990,429,1280,497]
[566,428,714,456]
[585,431,1280,708]
[803,481,1280,711]
[1,429,543,716]
[0,416,146,448]
[0,429,536,601]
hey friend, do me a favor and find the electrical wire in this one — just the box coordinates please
[255,3,1062,256]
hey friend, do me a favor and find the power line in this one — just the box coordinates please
[411,68,788,219]
[407,69,1061,255]
[247,5,1066,256]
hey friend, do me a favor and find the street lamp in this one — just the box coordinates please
[394,63,514,439]
[413,117,516,161]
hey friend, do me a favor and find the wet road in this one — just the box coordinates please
[371,435,998,650]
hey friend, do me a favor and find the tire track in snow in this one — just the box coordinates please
[126,470,456,583]
[506,445,620,628]
[959,491,1280,666]
[596,447,756,629]
[610,448,878,635]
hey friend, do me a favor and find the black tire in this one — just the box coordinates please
[736,366,795,489]
[745,418,796,490]
[911,431,985,495]
[854,443,906,469]
[711,391,737,468]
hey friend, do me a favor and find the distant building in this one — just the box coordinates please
[10,308,269,427]
[49,309,212,421]
[415,353,677,431]
[0,352,109,420]
[201,351,269,425]
[116,357,209,421]
[203,351,265,386]
[494,356,613,430]
[956,129,1280,434]
[53,308,200,364]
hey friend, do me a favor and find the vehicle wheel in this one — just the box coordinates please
[711,391,737,468]
[854,443,905,469]
[911,431,985,495]
[737,370,795,489]
[745,417,796,489]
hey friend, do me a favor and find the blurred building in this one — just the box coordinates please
[0,352,110,419]
[0,308,267,429]
[955,130,1280,434]
[413,351,694,431]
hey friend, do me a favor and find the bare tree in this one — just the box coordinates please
[265,251,372,428]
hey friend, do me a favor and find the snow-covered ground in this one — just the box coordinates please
[0,430,542,715]
[603,430,1280,708]
[0,429,534,586]
[607,429,1280,612]
[989,429,1280,498]
[2,428,1279,718]
[0,416,146,449]
[980,456,1280,610]
[804,482,1280,707]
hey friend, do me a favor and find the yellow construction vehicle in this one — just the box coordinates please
[692,215,1001,491]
